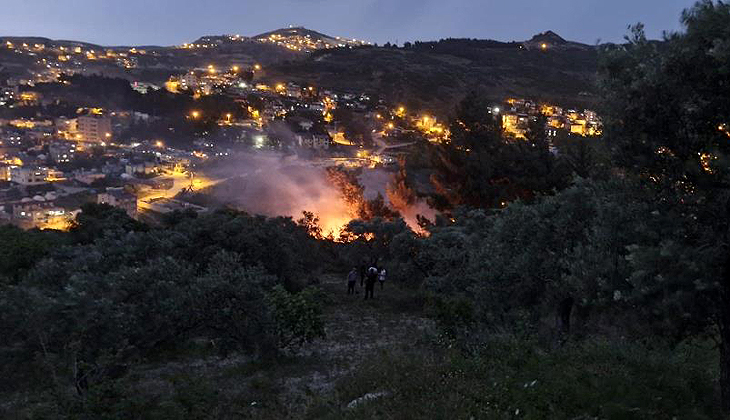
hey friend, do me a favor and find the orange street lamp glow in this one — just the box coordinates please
[232,66,239,72]
[541,43,548,50]
[191,111,200,119]
[156,140,164,148]
[254,64,261,70]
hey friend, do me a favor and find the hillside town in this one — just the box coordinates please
[0,27,603,230]
[6,2,730,419]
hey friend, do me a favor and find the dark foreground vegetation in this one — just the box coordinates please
[2,1,730,418]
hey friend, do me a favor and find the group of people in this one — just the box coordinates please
[347,262,386,300]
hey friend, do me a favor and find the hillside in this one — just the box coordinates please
[266,34,599,115]
[1,29,600,112]
[253,27,342,45]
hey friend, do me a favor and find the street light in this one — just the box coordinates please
[191,111,200,119]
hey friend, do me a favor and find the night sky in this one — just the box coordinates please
[2,0,696,46]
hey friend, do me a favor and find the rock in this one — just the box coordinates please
[346,391,390,409]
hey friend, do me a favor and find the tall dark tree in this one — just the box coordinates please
[430,92,566,210]
[599,1,730,411]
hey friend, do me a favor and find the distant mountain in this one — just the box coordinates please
[189,27,369,54]
[253,27,335,43]
[523,31,592,50]
[0,36,103,50]
[529,31,569,44]
[1,29,602,113]
[252,26,369,51]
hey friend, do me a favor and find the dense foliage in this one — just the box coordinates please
[0,206,327,414]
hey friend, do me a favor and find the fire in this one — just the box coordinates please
[318,215,353,239]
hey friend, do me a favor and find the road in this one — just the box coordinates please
[137,172,223,210]
[372,131,416,155]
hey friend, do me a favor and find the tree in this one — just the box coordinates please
[0,225,67,286]
[599,1,730,410]
[69,203,147,244]
[266,285,326,350]
[327,167,399,220]
[429,92,567,210]
[387,155,417,213]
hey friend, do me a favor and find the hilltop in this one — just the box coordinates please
[523,30,593,50]
[192,26,370,53]
[265,31,599,115]
[1,29,600,112]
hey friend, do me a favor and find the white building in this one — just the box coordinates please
[98,188,138,219]
[77,114,112,143]
[9,166,48,185]
[296,134,331,150]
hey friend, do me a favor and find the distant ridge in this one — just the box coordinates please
[523,30,590,50]
[253,27,335,42]
[189,26,369,52]
[529,30,569,45]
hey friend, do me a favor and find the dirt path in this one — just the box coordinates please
[129,273,433,418]
[276,274,434,414]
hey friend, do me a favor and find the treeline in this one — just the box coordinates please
[0,206,329,416]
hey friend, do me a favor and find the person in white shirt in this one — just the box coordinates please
[378,268,386,289]
[347,267,358,295]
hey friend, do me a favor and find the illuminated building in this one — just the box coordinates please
[11,200,67,229]
[98,188,138,219]
[49,142,76,163]
[77,113,112,143]
[9,166,49,185]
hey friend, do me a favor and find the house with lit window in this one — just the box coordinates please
[11,200,67,229]
[9,166,48,186]
[97,187,138,219]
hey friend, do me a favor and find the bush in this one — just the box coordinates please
[267,285,326,350]
[310,336,720,419]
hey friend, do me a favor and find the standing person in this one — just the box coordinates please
[347,267,358,295]
[364,266,378,300]
[378,268,386,290]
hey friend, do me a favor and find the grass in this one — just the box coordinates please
[2,275,722,419]
[305,336,720,419]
